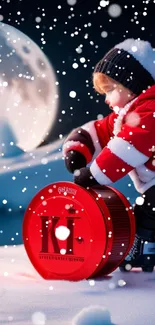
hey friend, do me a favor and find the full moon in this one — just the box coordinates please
[0,23,58,151]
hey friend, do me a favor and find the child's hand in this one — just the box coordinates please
[74,167,99,188]
[64,151,87,173]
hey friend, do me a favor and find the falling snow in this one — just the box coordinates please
[135,196,145,205]
[67,0,77,6]
[31,312,46,325]
[69,90,77,98]
[55,225,70,240]
[101,31,108,38]
[0,1,155,325]
[108,4,122,18]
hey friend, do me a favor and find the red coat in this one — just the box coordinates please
[63,84,155,194]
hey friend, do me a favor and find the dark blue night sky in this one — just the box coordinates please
[1,0,153,144]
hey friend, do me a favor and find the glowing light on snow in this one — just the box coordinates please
[49,286,53,290]
[2,199,7,204]
[131,46,138,52]
[31,311,46,325]
[89,280,95,286]
[118,279,126,287]
[69,91,77,98]
[55,226,70,240]
[108,4,122,17]
[135,196,145,205]
[108,282,116,289]
[4,272,8,276]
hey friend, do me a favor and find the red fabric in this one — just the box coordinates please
[65,143,92,164]
[96,147,133,182]
[64,84,155,186]
[93,86,155,183]
[94,112,117,148]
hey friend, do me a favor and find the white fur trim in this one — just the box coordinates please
[136,164,155,183]
[129,170,155,194]
[62,140,82,155]
[113,97,137,136]
[115,38,155,80]
[81,121,102,160]
[138,179,155,194]
[107,136,149,167]
[90,160,112,185]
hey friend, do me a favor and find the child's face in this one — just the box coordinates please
[104,83,136,111]
[93,73,136,112]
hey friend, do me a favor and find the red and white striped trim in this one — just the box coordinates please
[81,121,102,160]
[136,164,155,183]
[129,170,155,194]
[90,160,112,185]
[62,140,92,163]
[107,136,149,167]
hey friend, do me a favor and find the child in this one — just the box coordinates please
[63,38,155,268]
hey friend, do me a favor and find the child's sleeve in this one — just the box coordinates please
[63,111,117,165]
[90,104,155,185]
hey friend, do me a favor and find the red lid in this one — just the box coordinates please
[23,182,108,281]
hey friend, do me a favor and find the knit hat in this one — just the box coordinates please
[94,38,155,95]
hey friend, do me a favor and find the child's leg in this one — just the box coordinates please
[119,186,155,271]
[134,185,155,233]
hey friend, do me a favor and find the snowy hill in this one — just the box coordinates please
[0,244,155,325]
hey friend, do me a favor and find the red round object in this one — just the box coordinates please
[23,182,110,281]
[87,185,135,278]
[23,182,135,281]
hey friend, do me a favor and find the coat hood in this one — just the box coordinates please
[135,84,155,103]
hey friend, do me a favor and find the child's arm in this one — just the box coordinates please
[90,105,154,185]
[73,104,155,187]
[63,111,117,171]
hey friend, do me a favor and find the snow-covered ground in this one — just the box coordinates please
[0,244,155,325]
[1,134,153,325]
